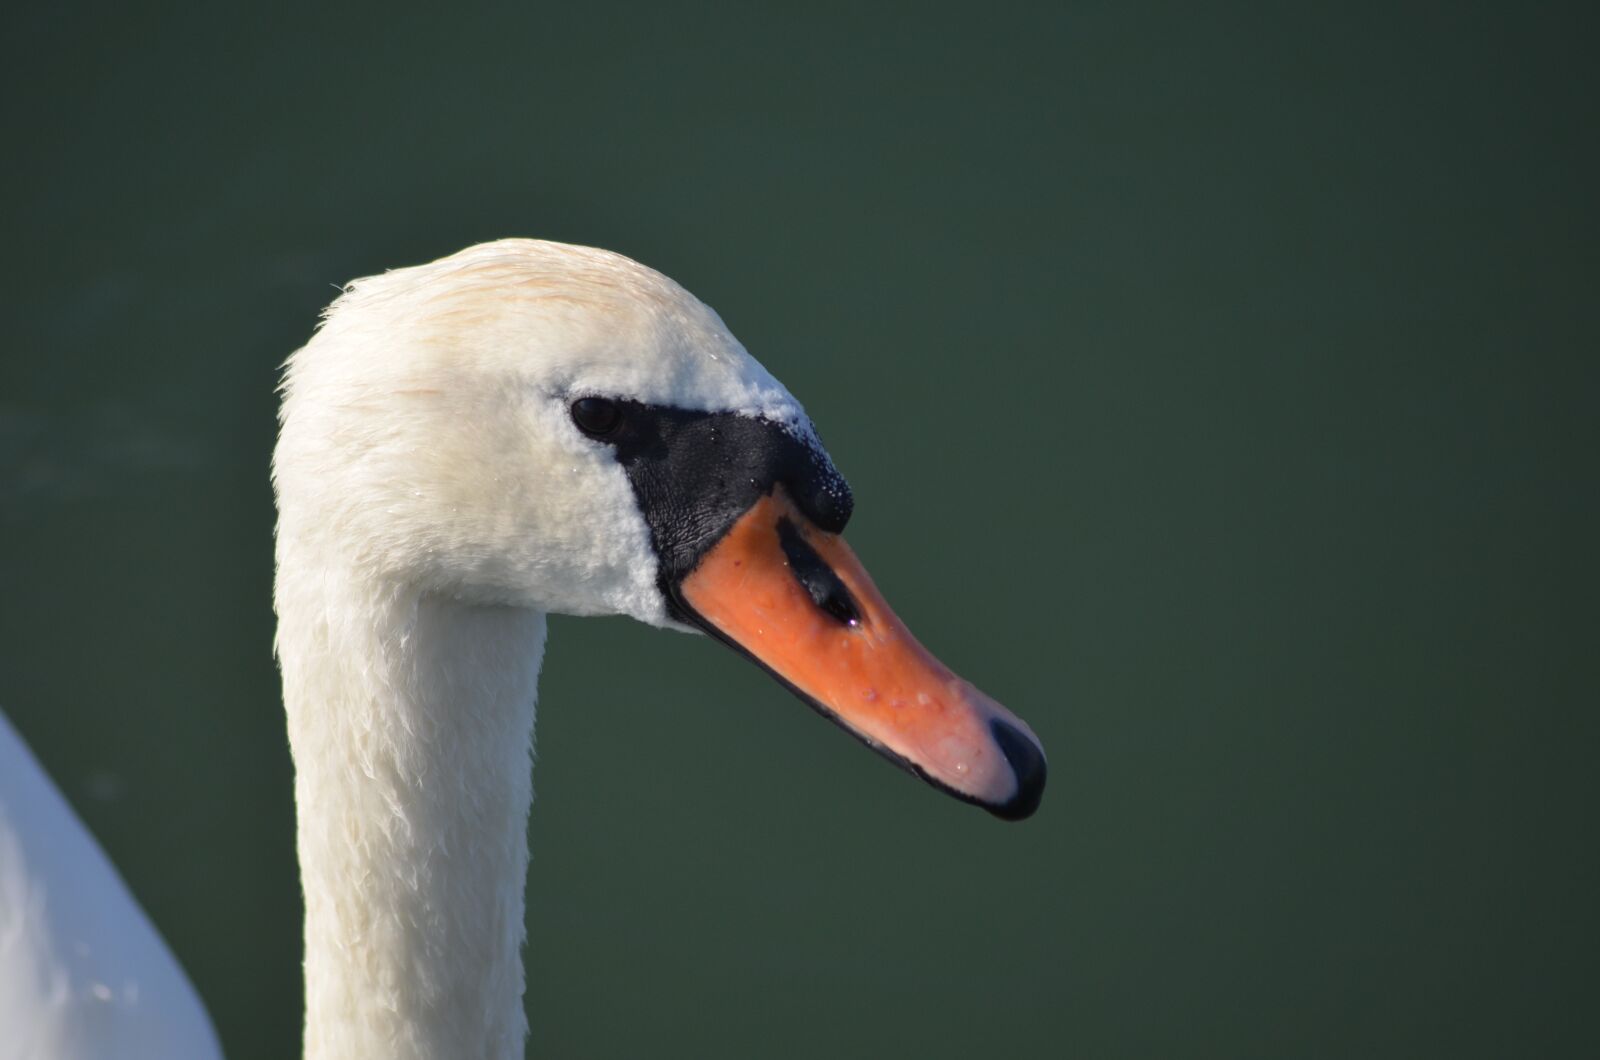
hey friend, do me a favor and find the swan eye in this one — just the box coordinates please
[570,397,622,437]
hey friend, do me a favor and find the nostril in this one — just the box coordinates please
[817,584,859,625]
[987,718,1047,821]
[776,517,861,626]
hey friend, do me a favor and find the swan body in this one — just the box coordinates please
[0,711,222,1059]
[0,237,1047,1060]
[275,238,1046,1058]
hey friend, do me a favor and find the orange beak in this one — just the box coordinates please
[673,490,1046,820]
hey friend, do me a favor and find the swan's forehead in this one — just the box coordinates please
[381,240,809,431]
[512,294,802,424]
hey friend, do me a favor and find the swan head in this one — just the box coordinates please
[275,239,1045,820]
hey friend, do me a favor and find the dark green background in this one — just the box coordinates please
[3,3,1595,1057]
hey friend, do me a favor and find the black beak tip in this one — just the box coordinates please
[987,718,1047,821]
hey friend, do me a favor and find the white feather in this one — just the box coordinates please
[1,238,820,1060]
[0,712,221,1060]
[273,239,813,1058]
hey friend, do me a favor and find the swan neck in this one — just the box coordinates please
[277,572,546,1060]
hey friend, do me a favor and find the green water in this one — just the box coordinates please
[2,3,1595,1057]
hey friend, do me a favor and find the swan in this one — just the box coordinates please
[1,238,1046,1059]
[0,712,222,1058]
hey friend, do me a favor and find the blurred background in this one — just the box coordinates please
[2,2,1595,1057]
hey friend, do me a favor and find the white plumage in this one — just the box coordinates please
[272,240,817,1058]
[2,240,788,1060]
[1,238,1037,1059]
[0,712,221,1059]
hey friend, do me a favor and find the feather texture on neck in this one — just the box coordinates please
[275,557,545,1059]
